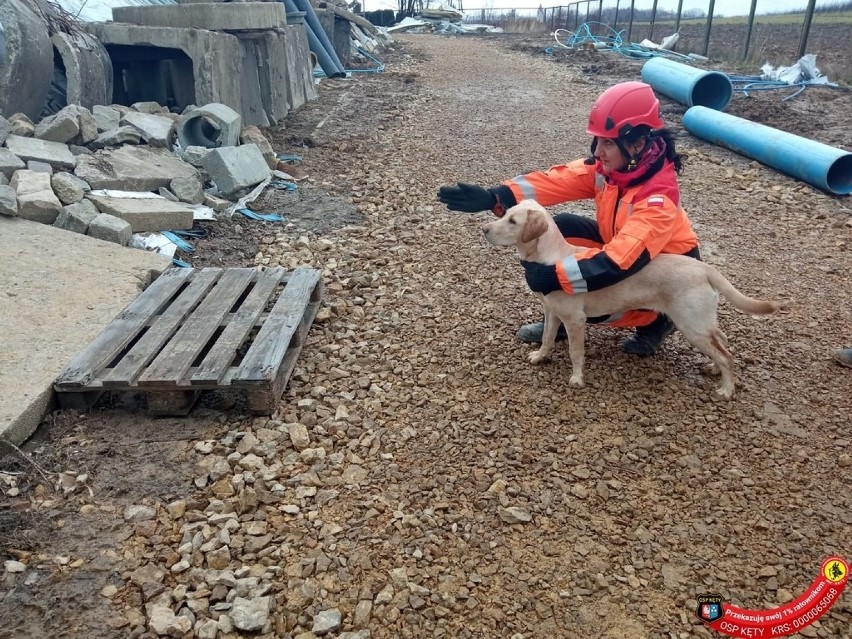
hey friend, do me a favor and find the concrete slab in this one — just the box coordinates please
[87,195,195,232]
[4,135,77,170]
[111,3,287,31]
[75,146,200,191]
[0,217,171,444]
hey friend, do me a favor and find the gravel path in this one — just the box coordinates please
[3,35,850,639]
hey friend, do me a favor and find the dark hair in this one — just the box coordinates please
[585,126,686,174]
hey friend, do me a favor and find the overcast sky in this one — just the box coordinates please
[365,0,827,18]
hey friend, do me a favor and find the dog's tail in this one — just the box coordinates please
[705,265,784,316]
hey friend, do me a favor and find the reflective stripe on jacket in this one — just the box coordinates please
[502,158,699,293]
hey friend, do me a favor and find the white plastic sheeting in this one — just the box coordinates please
[761,54,834,86]
[54,0,176,22]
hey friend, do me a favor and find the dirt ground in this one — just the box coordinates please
[2,34,851,639]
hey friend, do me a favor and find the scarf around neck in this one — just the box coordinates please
[599,137,667,190]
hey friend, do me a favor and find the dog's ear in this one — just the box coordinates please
[520,208,548,243]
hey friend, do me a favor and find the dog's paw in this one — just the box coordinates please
[528,350,549,365]
[569,374,585,388]
[701,362,721,377]
[715,385,734,400]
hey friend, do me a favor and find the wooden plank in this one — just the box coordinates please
[232,268,321,386]
[54,268,193,388]
[190,267,286,386]
[246,295,321,412]
[101,268,222,387]
[137,269,257,387]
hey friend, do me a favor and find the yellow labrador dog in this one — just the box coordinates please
[483,200,783,398]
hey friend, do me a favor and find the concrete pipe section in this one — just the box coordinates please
[0,0,53,120]
[50,31,114,112]
[641,57,733,111]
[177,103,243,149]
[683,105,852,195]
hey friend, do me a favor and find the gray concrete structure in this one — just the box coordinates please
[89,23,244,117]
[0,216,171,444]
[34,108,81,144]
[176,103,242,149]
[0,148,26,179]
[111,3,287,31]
[0,0,53,121]
[92,105,121,133]
[10,169,63,224]
[0,185,18,217]
[51,31,114,111]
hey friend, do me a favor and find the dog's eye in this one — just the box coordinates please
[508,217,516,224]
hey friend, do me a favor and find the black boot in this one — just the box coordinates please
[517,321,568,344]
[622,314,675,356]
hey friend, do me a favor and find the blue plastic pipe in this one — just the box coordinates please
[282,0,345,78]
[683,106,852,195]
[641,57,733,110]
[289,0,347,77]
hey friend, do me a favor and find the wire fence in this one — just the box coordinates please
[539,0,829,59]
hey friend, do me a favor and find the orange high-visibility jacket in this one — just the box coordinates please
[501,158,699,293]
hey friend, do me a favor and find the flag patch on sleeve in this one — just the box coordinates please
[647,195,666,207]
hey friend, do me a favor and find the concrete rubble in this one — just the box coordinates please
[0,99,282,245]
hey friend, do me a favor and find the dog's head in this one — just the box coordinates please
[482,199,550,247]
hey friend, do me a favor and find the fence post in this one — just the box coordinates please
[598,0,603,24]
[674,0,684,33]
[798,0,817,58]
[702,0,716,57]
[585,0,590,26]
[627,0,635,42]
[614,0,620,30]
[742,0,758,59]
[649,0,659,41]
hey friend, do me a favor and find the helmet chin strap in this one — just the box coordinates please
[616,137,646,171]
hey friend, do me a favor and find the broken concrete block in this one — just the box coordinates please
[8,114,35,137]
[11,169,63,223]
[34,109,80,144]
[158,187,179,202]
[88,213,132,245]
[170,175,204,204]
[202,144,270,196]
[88,194,194,232]
[177,103,242,149]
[0,148,26,179]
[4,135,76,170]
[71,106,100,145]
[27,161,53,175]
[203,193,230,212]
[75,146,200,192]
[0,174,8,186]
[0,117,10,146]
[121,111,176,148]
[93,105,121,133]
[0,185,18,217]
[69,145,93,157]
[131,101,169,115]
[180,146,212,167]
[240,125,277,169]
[54,199,100,233]
[51,173,88,204]
[91,126,142,149]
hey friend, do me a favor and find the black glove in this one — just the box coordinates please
[521,260,562,295]
[437,182,497,213]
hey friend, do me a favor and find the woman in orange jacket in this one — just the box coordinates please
[438,81,701,356]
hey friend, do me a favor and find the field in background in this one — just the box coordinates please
[468,9,852,83]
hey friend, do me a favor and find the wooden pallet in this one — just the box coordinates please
[54,266,323,416]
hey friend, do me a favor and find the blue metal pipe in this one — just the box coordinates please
[683,105,852,195]
[290,0,347,77]
[641,57,732,110]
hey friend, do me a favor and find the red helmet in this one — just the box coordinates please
[587,81,664,138]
